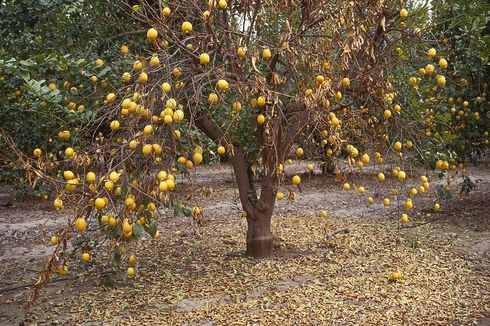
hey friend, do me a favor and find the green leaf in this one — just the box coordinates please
[133,223,144,238]
[147,223,157,237]
[20,70,30,81]
[182,207,192,217]
[172,204,181,216]
[97,66,111,76]
[114,251,122,264]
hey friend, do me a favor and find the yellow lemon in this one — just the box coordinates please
[109,171,120,183]
[50,235,58,245]
[76,217,87,232]
[208,92,219,104]
[400,8,408,18]
[292,175,301,185]
[237,47,247,58]
[406,200,413,210]
[341,77,350,88]
[437,75,446,87]
[262,48,272,60]
[218,0,227,9]
[427,48,437,58]
[150,55,160,66]
[64,147,75,158]
[232,101,242,112]
[63,170,75,180]
[217,79,229,91]
[389,272,402,281]
[110,120,120,131]
[161,7,171,16]
[94,197,106,210]
[383,198,390,206]
[408,76,417,87]
[182,21,193,33]
[65,179,79,192]
[147,28,158,41]
[162,82,171,93]
[296,147,304,158]
[200,53,210,65]
[139,72,148,83]
[193,152,203,165]
[257,96,266,107]
[394,141,403,152]
[82,252,90,262]
[361,153,370,164]
[439,58,448,69]
[257,114,265,125]
[120,45,129,55]
[106,93,116,103]
[397,171,406,181]
[143,125,153,135]
[400,213,409,223]
[53,197,63,210]
[142,144,153,156]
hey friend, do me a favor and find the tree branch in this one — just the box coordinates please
[324,228,350,241]
[194,114,255,215]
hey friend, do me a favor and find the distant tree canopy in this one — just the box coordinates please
[0,0,136,57]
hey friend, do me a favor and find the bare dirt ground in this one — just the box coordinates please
[0,161,489,325]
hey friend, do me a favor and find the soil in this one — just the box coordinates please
[0,160,489,325]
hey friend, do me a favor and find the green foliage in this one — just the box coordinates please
[0,0,132,58]
[0,0,141,188]
[392,0,489,170]
[430,0,490,160]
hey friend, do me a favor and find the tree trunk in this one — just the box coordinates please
[194,114,277,258]
[246,208,273,258]
[246,175,275,258]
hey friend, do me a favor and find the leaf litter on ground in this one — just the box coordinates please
[22,213,490,325]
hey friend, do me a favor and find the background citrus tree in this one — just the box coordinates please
[390,0,489,197]
[0,0,141,192]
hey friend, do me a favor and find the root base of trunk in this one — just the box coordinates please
[246,235,273,258]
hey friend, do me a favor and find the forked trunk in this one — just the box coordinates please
[193,115,278,258]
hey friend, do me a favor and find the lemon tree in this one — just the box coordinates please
[34,0,417,260]
[9,1,488,302]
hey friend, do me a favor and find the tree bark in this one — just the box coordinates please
[246,174,276,258]
[246,212,273,258]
